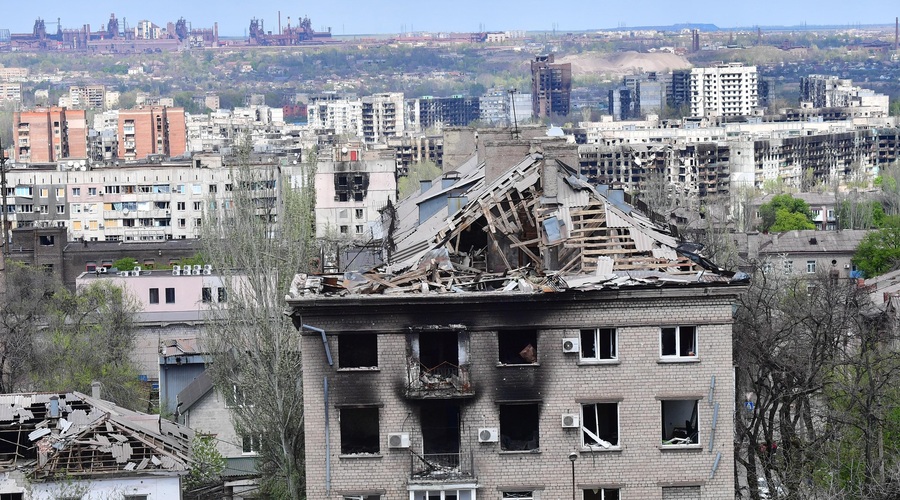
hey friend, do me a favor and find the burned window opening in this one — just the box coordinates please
[419,331,459,377]
[340,407,380,454]
[498,330,537,365]
[334,171,370,203]
[499,403,539,451]
[420,401,461,469]
[661,400,699,445]
[339,333,378,369]
[580,328,617,361]
[582,402,619,448]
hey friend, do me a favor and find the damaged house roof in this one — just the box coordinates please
[0,392,193,480]
[289,148,746,298]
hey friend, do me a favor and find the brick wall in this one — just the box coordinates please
[296,287,741,499]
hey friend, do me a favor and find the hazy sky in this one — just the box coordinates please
[4,1,898,36]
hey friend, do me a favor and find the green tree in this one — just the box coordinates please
[183,434,226,497]
[201,135,315,499]
[112,257,137,271]
[758,194,814,232]
[398,160,442,199]
[852,217,900,278]
[37,280,144,409]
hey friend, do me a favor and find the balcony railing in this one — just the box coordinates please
[408,447,474,481]
[405,361,474,399]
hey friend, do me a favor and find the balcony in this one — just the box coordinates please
[406,361,473,399]
[408,447,474,481]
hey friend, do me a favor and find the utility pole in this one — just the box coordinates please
[0,136,8,259]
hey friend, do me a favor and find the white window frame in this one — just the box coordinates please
[661,399,700,446]
[408,487,477,500]
[581,402,619,450]
[806,260,816,274]
[582,489,619,500]
[579,328,617,362]
[660,326,697,359]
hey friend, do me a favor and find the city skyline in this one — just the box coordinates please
[2,0,897,37]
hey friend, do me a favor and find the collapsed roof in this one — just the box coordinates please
[0,392,192,480]
[290,146,745,298]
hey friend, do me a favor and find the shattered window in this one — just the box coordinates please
[498,330,538,365]
[661,400,699,446]
[499,403,539,451]
[582,403,619,449]
[339,333,378,369]
[202,287,212,303]
[580,328,617,361]
[502,493,535,499]
[340,407,380,454]
[660,326,696,358]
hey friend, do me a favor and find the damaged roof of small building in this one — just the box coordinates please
[288,148,747,300]
[0,391,192,480]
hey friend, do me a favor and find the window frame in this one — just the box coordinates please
[149,288,159,304]
[339,406,380,455]
[579,328,617,363]
[659,326,698,359]
[581,402,620,450]
[499,402,540,452]
[660,399,700,447]
[806,260,816,274]
[165,287,176,304]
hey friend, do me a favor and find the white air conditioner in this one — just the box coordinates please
[134,266,142,273]
[204,264,213,274]
[118,271,128,277]
[98,267,108,274]
[844,264,851,269]
[193,265,202,273]
[562,337,580,353]
[387,432,410,449]
[173,265,181,273]
[561,413,580,428]
[478,427,499,443]
[130,270,140,277]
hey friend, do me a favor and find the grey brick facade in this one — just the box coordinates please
[294,285,742,499]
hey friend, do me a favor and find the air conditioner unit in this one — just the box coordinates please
[204,264,213,274]
[118,271,128,277]
[172,265,181,274]
[478,427,499,443]
[561,413,580,428]
[130,270,140,277]
[193,265,202,273]
[387,432,410,449]
[844,264,851,269]
[98,266,108,274]
[134,266,142,273]
[562,337,580,353]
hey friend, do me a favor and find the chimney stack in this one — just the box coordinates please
[91,381,101,399]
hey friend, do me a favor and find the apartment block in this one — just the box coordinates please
[690,63,758,118]
[68,84,106,109]
[13,106,88,163]
[118,106,187,161]
[531,54,572,119]
[307,96,364,138]
[362,92,405,144]
[287,142,746,499]
[408,96,480,131]
[799,74,889,115]
[0,82,22,101]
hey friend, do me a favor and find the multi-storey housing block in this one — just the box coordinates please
[531,54,572,119]
[13,106,88,163]
[67,84,106,109]
[118,106,187,161]
[287,138,747,499]
[361,92,405,144]
[690,63,758,118]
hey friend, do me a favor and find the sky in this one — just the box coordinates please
[2,1,898,37]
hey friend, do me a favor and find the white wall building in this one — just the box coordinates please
[690,63,759,117]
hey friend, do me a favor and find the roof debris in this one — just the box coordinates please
[288,151,746,299]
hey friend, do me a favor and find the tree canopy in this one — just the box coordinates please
[758,194,815,232]
[852,216,900,278]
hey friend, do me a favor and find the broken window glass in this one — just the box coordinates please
[502,493,534,499]
[580,328,617,361]
[339,333,378,369]
[498,330,538,365]
[340,407,380,454]
[499,403,539,451]
[661,400,699,445]
[202,287,212,303]
[582,403,618,448]
[660,326,696,358]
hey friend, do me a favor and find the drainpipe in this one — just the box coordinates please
[301,324,333,366]
[324,376,331,495]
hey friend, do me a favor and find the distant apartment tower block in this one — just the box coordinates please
[68,85,106,109]
[531,54,572,119]
[117,107,187,161]
[14,107,88,163]
[361,92,406,144]
[690,63,758,117]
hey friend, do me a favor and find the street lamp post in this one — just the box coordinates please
[568,451,578,500]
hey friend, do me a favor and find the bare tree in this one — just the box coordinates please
[201,137,316,499]
[0,262,58,393]
[733,268,900,499]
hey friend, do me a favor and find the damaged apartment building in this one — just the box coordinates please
[573,119,900,210]
[286,128,749,499]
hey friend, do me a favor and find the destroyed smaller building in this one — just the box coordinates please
[0,390,192,499]
[287,134,748,499]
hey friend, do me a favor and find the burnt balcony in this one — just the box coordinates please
[406,360,474,399]
[408,447,475,481]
